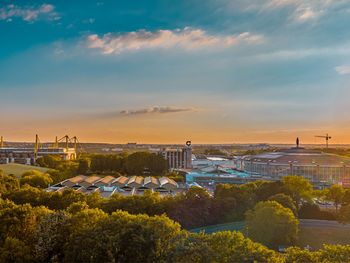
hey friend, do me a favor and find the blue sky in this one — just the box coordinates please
[1,0,350,144]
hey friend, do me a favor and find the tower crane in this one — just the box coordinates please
[315,134,332,148]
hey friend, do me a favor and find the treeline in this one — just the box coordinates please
[3,170,350,230]
[3,169,350,261]
[36,151,169,179]
[2,197,350,263]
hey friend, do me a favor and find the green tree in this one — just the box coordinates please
[0,201,51,245]
[35,211,71,262]
[317,244,350,263]
[124,152,167,175]
[268,193,298,216]
[246,201,299,248]
[282,175,313,209]
[64,210,183,263]
[77,158,91,175]
[0,237,33,263]
[170,231,279,263]
[325,185,345,212]
[0,171,19,196]
[284,247,316,263]
[338,204,350,223]
[20,171,53,188]
[167,187,214,228]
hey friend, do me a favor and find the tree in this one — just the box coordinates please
[317,245,350,263]
[0,237,33,263]
[268,193,298,216]
[0,201,51,245]
[338,204,350,224]
[282,175,313,209]
[170,231,279,263]
[20,171,53,188]
[77,158,91,175]
[245,201,299,248]
[35,211,71,262]
[167,187,214,229]
[64,210,183,263]
[124,152,167,175]
[36,155,61,169]
[325,185,345,212]
[284,247,316,263]
[0,171,19,196]
[342,189,350,206]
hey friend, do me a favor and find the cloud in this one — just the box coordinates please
[0,4,58,22]
[237,0,347,23]
[87,28,264,54]
[335,65,350,75]
[119,106,195,116]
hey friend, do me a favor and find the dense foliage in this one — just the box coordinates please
[246,201,299,248]
[2,168,350,262]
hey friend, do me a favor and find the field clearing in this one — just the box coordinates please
[190,220,350,250]
[0,163,49,177]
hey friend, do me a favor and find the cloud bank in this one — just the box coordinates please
[0,4,57,22]
[87,28,264,54]
[120,106,195,116]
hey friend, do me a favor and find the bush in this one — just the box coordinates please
[20,171,53,188]
[299,202,336,220]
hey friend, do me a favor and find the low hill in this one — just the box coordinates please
[0,163,49,177]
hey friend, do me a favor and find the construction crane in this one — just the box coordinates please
[315,134,332,148]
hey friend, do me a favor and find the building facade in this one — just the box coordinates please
[161,146,192,170]
[0,147,76,165]
[239,148,350,185]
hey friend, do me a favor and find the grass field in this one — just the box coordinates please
[190,220,350,250]
[298,226,350,250]
[0,163,49,177]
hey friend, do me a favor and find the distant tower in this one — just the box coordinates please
[296,137,300,148]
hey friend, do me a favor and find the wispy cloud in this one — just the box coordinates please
[238,0,347,23]
[0,4,58,22]
[87,27,264,54]
[335,65,350,75]
[120,106,195,116]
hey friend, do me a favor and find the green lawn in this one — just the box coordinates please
[298,226,350,250]
[0,163,49,177]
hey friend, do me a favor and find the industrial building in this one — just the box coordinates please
[0,135,77,165]
[47,175,180,197]
[238,147,350,185]
[161,144,192,170]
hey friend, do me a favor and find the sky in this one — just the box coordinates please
[1,0,350,144]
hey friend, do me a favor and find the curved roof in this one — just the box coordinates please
[244,148,350,166]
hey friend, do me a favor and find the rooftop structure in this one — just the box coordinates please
[48,175,180,197]
[0,135,77,165]
[239,147,350,185]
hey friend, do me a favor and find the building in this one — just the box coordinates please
[239,147,350,185]
[161,146,192,170]
[0,147,76,165]
[48,175,180,197]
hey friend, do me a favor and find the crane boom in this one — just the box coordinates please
[315,134,332,148]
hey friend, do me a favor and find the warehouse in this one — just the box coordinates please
[48,175,179,197]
